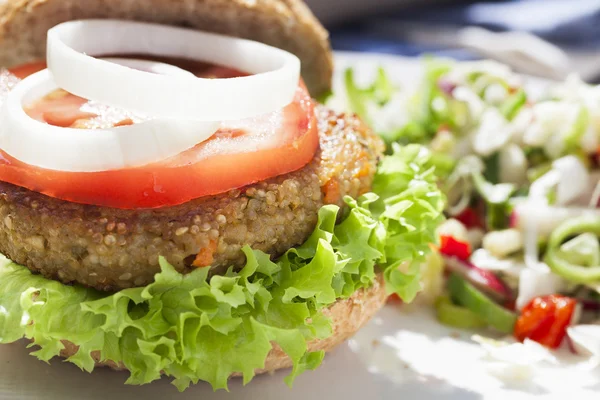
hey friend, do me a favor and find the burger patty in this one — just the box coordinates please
[0,106,384,291]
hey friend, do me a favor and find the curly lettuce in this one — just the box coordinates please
[0,145,443,391]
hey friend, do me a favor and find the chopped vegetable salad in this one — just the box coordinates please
[340,58,600,361]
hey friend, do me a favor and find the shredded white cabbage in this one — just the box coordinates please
[482,229,523,259]
[568,325,600,358]
[498,143,527,185]
[471,108,514,156]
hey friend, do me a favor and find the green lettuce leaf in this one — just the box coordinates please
[344,67,396,124]
[0,145,443,391]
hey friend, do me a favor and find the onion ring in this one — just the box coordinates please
[47,20,301,121]
[0,69,219,172]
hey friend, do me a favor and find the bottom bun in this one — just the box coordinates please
[57,274,388,377]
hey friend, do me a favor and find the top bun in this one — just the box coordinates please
[0,0,333,96]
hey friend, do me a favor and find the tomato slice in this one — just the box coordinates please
[0,61,318,209]
[514,294,577,349]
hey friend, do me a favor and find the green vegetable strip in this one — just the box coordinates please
[564,106,589,153]
[472,172,515,204]
[447,273,517,334]
[435,296,487,329]
[345,68,370,123]
[527,162,553,183]
[500,89,527,121]
[0,145,444,391]
[483,152,500,185]
[372,67,395,106]
[471,171,515,230]
[344,67,396,126]
[545,216,600,283]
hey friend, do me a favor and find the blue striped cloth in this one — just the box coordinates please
[329,0,600,59]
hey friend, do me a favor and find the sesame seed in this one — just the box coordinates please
[175,227,189,236]
[27,236,45,250]
[266,192,276,205]
[3,215,12,230]
[104,234,117,246]
[92,233,103,244]
[134,277,146,286]
[116,223,127,234]
[118,272,132,281]
[96,245,108,255]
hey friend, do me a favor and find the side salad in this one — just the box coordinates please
[341,58,600,359]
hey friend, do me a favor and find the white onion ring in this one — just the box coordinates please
[0,69,219,172]
[47,20,301,121]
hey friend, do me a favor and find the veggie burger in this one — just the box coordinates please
[0,0,443,391]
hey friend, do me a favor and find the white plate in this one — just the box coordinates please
[1,52,598,400]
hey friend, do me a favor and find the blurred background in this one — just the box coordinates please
[304,0,600,82]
